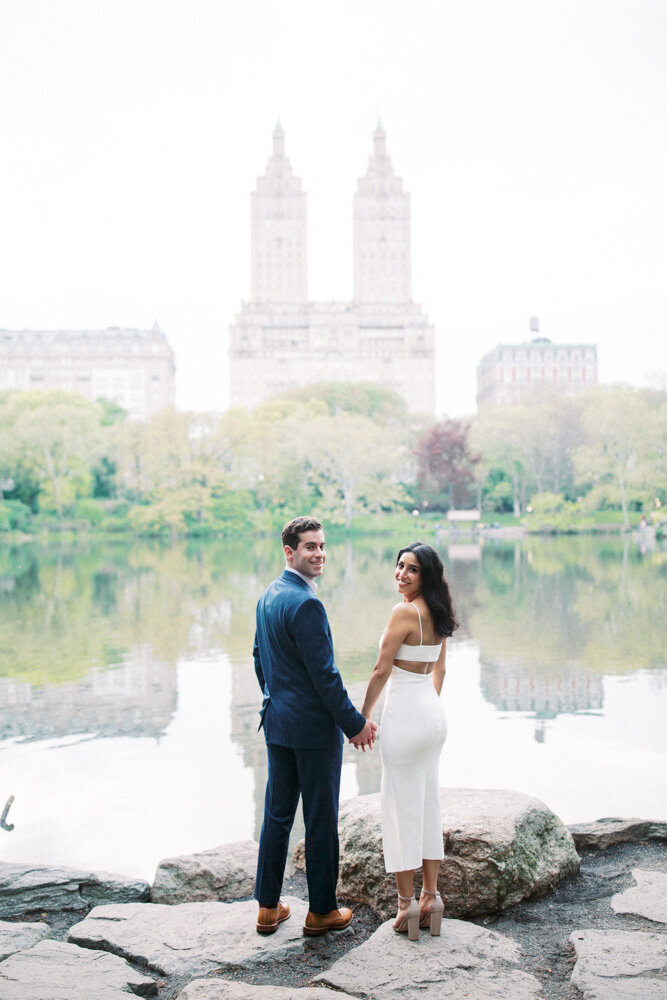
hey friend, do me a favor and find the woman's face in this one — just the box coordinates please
[395,550,422,599]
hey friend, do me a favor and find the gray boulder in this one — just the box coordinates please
[151,841,258,904]
[611,869,667,924]
[68,895,311,977]
[0,919,50,961]
[568,817,667,851]
[570,928,667,999]
[0,862,150,917]
[303,787,579,918]
[178,984,341,1000]
[0,938,156,999]
[315,917,543,1000]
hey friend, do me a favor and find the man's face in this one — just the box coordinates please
[285,529,326,580]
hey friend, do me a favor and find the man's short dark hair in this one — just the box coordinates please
[282,516,323,550]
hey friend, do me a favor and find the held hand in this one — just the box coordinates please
[349,718,378,751]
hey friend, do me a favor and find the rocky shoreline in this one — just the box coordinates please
[0,792,665,1000]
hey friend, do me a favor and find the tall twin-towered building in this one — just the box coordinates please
[228,123,436,413]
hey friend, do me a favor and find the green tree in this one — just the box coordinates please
[282,381,409,427]
[470,395,584,515]
[0,391,105,518]
[115,409,265,534]
[574,386,667,528]
[301,412,407,528]
[470,406,534,516]
[513,395,583,497]
[0,393,41,509]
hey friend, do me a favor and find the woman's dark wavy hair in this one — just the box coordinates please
[397,541,459,639]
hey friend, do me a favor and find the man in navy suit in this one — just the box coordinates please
[253,516,377,936]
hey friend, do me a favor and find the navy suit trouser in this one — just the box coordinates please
[255,741,343,914]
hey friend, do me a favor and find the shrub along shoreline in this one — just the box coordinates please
[0,506,659,544]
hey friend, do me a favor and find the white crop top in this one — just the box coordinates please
[393,603,443,662]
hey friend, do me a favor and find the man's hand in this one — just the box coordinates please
[349,718,378,751]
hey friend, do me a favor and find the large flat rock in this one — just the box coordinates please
[0,861,150,917]
[570,928,667,999]
[68,895,311,977]
[318,787,579,918]
[611,869,667,924]
[0,938,156,999]
[151,841,258,904]
[568,817,667,851]
[0,920,50,961]
[177,984,342,1000]
[314,917,543,999]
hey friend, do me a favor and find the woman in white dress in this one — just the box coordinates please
[352,542,458,941]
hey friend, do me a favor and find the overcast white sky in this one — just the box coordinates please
[1,0,665,416]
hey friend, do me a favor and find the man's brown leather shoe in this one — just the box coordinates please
[256,901,291,934]
[303,907,353,936]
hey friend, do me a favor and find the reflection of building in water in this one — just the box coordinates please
[230,656,269,843]
[344,681,384,795]
[0,646,176,742]
[480,657,604,742]
[230,661,383,843]
[447,545,481,561]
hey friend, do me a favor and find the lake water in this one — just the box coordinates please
[1,531,665,881]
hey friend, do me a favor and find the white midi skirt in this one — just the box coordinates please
[379,666,447,873]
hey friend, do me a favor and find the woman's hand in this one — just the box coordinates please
[349,718,378,751]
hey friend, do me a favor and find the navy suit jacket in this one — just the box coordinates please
[253,570,365,749]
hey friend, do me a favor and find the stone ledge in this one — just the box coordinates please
[0,862,150,918]
[0,919,50,960]
[67,896,311,978]
[611,868,667,924]
[0,938,157,1000]
[315,917,544,1000]
[151,841,258,904]
[570,928,667,999]
[568,817,667,851]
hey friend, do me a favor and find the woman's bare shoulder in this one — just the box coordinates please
[380,603,415,645]
[387,602,418,624]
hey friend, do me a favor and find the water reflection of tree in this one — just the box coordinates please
[2,533,663,754]
[0,544,196,684]
[470,537,666,737]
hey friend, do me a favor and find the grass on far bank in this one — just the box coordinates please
[0,505,656,546]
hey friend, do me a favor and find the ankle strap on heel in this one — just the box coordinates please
[397,893,414,902]
[420,889,437,897]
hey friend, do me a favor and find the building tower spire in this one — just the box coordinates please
[251,124,307,302]
[273,120,285,157]
[353,124,411,303]
[373,120,387,158]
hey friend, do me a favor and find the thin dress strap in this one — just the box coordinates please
[412,603,423,644]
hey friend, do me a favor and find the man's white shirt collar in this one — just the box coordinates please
[285,566,318,594]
